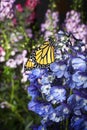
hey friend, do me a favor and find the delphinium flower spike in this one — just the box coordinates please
[26,31,87,130]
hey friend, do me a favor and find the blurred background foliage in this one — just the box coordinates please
[0,0,87,130]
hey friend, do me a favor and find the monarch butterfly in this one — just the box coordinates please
[24,38,55,70]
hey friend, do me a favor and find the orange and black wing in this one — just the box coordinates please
[24,59,35,70]
[35,41,55,65]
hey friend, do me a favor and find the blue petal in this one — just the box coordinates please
[32,69,41,77]
[72,58,86,72]
[41,77,49,85]
[50,62,59,72]
[56,70,64,78]
[28,85,40,99]
[38,125,47,130]
[83,81,87,88]
[28,101,53,117]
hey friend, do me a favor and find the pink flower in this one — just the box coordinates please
[26,11,36,24]
[12,18,17,25]
[25,0,39,10]
[16,4,23,12]
[0,47,5,56]
[0,47,5,62]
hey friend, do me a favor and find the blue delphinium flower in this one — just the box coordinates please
[26,30,87,130]
[28,100,54,119]
[27,68,47,82]
[65,52,87,89]
[71,55,86,72]
[50,62,67,78]
[72,71,87,89]
[28,84,41,100]
[70,116,87,130]
[41,73,55,85]
[40,84,51,95]
[49,104,70,123]
[38,125,47,130]
[67,92,87,116]
[31,125,47,130]
[45,86,66,104]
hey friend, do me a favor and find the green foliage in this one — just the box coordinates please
[0,64,40,130]
[0,2,41,130]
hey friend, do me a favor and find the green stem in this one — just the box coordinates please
[9,77,25,123]
[19,26,29,43]
[70,89,73,95]
[60,121,63,130]
[14,111,25,124]
[15,96,29,113]
[10,77,15,103]
[7,102,24,123]
[2,30,10,60]
[65,119,69,130]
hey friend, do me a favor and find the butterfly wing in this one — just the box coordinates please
[24,39,55,70]
[24,59,35,70]
[35,41,55,65]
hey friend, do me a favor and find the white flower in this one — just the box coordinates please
[22,50,27,57]
[10,32,23,43]
[21,57,28,73]
[15,54,24,65]
[21,73,28,83]
[0,56,5,62]
[6,59,16,68]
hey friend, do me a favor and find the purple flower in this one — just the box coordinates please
[64,10,87,43]
[0,0,15,21]
[40,9,59,40]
